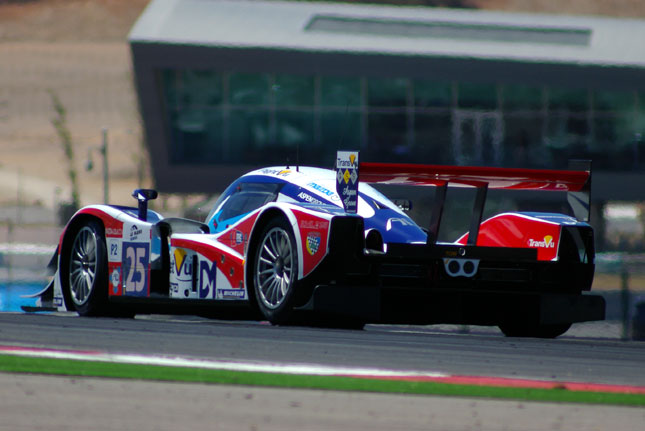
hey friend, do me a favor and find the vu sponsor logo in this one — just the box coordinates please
[528,235,556,248]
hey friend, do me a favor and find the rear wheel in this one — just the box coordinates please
[66,220,109,316]
[252,217,299,324]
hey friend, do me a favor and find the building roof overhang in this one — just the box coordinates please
[129,0,645,69]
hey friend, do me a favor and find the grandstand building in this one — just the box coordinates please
[130,0,645,207]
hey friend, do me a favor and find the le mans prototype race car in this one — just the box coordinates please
[37,151,604,338]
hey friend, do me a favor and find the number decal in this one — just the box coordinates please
[122,242,149,296]
[106,238,121,263]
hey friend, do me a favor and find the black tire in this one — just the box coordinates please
[251,217,300,325]
[66,220,109,316]
[499,321,571,339]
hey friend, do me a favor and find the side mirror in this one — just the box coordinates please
[132,189,158,221]
[133,189,158,201]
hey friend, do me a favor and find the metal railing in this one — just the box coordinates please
[595,253,645,340]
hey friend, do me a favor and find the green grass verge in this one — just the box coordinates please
[1,354,644,406]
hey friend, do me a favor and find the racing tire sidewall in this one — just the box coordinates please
[252,217,299,325]
[65,219,109,316]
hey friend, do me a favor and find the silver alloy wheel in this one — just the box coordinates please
[255,226,294,310]
[69,226,98,306]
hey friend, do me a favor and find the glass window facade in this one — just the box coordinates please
[160,69,645,171]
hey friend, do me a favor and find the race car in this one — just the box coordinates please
[36,151,605,337]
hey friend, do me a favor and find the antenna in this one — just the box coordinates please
[337,100,351,162]
[296,138,299,172]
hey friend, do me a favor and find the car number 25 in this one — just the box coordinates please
[122,242,149,296]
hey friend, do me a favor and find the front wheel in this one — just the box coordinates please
[252,217,300,325]
[66,220,109,316]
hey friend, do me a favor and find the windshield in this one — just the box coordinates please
[206,179,283,233]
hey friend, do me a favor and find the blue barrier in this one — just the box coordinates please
[0,282,44,312]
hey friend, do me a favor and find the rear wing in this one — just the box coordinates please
[359,162,590,192]
[335,151,591,244]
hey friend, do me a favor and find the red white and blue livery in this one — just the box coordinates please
[38,152,604,337]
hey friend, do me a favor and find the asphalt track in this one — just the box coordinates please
[1,312,644,387]
[2,312,645,430]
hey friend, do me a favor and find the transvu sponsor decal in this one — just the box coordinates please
[335,151,359,214]
[528,235,556,248]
